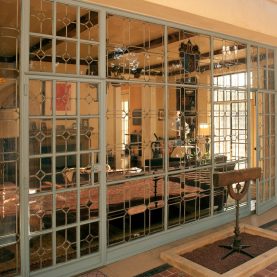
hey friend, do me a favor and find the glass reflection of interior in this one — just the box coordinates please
[0,0,21,275]
[104,14,274,245]
[0,2,276,275]
[27,78,100,269]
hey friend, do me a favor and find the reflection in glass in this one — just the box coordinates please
[29,80,52,116]
[29,36,52,72]
[30,0,53,35]
[107,177,164,246]
[29,195,53,232]
[106,83,164,178]
[56,227,77,264]
[167,28,211,85]
[80,43,99,76]
[168,86,211,169]
[80,222,99,256]
[106,15,165,81]
[0,0,21,274]
[167,170,212,227]
[80,9,99,41]
[56,40,77,74]
[29,119,52,155]
[80,187,99,220]
[55,155,77,188]
[56,192,77,227]
[56,3,77,39]
[30,233,52,271]
[213,75,247,163]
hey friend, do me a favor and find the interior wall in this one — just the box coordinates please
[144,0,277,39]
[87,0,277,46]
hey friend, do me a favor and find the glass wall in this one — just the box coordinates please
[104,14,259,245]
[0,0,275,275]
[0,0,21,275]
[27,1,101,273]
[250,46,276,209]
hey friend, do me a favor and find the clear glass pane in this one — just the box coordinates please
[250,46,258,69]
[55,155,77,188]
[80,118,99,151]
[80,9,99,41]
[30,0,53,35]
[29,157,52,192]
[168,169,212,227]
[29,80,52,116]
[106,83,164,179]
[213,65,248,163]
[56,3,77,39]
[80,187,99,220]
[29,194,53,232]
[56,192,77,227]
[30,233,52,271]
[54,82,77,116]
[0,1,20,274]
[107,177,164,246]
[56,40,76,74]
[29,36,52,72]
[56,119,77,153]
[56,227,77,263]
[168,86,211,169]
[80,152,100,186]
[107,15,165,82]
[29,119,52,155]
[167,28,210,85]
[80,222,99,256]
[0,35,18,71]
[80,83,99,115]
[268,70,275,90]
[268,49,275,69]
[80,43,98,76]
[214,39,246,87]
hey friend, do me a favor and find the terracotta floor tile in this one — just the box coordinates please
[253,269,272,277]
[267,264,277,272]
[251,271,266,277]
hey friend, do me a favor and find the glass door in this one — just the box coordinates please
[250,46,276,214]
[27,77,102,273]
[0,0,21,275]
[24,1,105,275]
[255,90,276,214]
